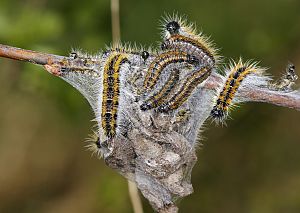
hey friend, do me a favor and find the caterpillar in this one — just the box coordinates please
[269,63,297,91]
[101,52,129,138]
[158,66,212,112]
[143,50,199,91]
[161,16,218,68]
[140,68,180,111]
[162,34,216,68]
[210,59,261,122]
[58,51,100,77]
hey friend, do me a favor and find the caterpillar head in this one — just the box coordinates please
[166,21,180,35]
[161,14,196,39]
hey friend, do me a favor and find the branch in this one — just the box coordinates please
[128,180,144,213]
[1,44,300,111]
[0,44,66,66]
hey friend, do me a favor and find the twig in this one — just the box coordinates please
[128,181,144,213]
[0,44,66,65]
[111,0,121,45]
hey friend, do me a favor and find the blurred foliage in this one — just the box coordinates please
[0,0,300,212]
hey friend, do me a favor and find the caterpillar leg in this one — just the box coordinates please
[158,66,212,113]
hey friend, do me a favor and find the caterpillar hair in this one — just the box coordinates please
[85,131,103,158]
[269,62,298,91]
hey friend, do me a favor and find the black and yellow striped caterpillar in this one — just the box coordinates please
[210,59,263,123]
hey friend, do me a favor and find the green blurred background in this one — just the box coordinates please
[0,0,300,212]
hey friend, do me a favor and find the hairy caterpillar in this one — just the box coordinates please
[94,44,157,143]
[269,63,298,91]
[101,52,129,138]
[161,15,218,68]
[58,52,101,77]
[210,59,263,122]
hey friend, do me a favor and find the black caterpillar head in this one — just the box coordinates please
[140,102,152,111]
[210,106,226,121]
[166,21,180,34]
[141,51,149,60]
[187,55,200,65]
[69,52,78,59]
[161,42,168,50]
[157,104,170,113]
